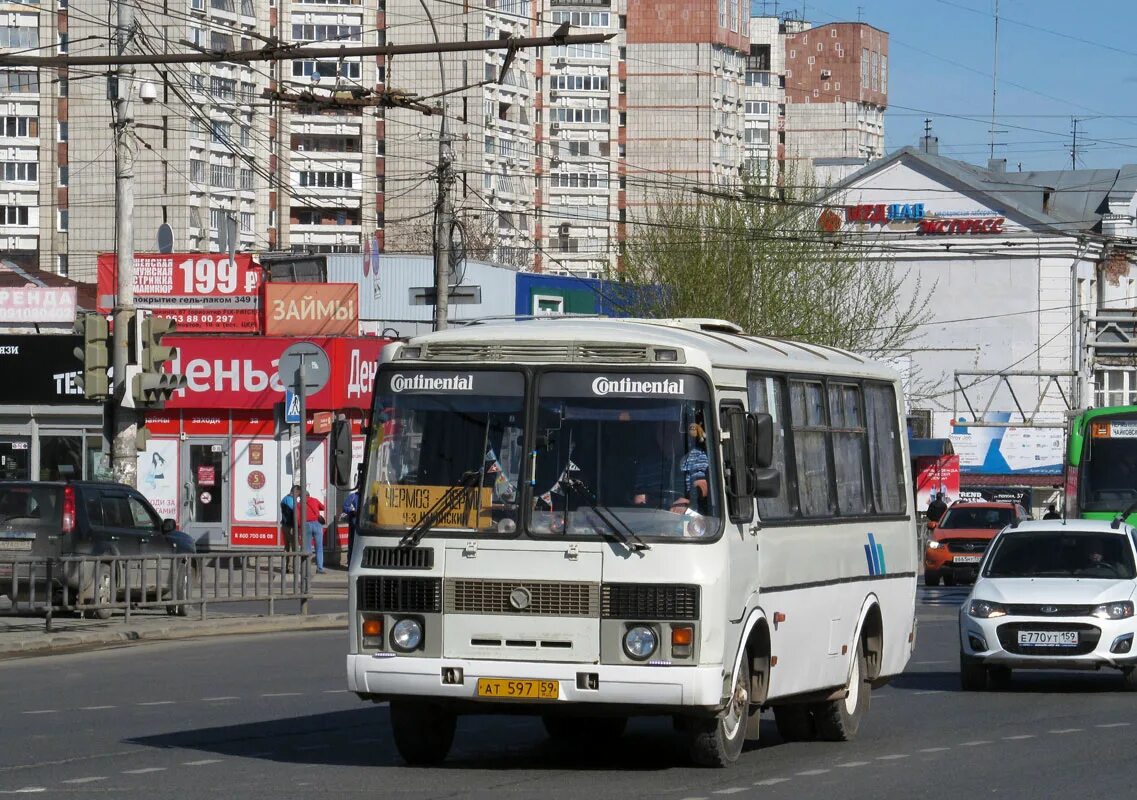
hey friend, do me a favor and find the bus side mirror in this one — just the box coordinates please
[331,418,353,491]
[746,412,774,469]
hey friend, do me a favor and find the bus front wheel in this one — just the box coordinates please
[389,700,456,766]
[683,656,749,767]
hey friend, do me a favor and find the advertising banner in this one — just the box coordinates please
[137,439,180,521]
[949,413,1064,475]
[959,486,1033,513]
[163,335,387,410]
[0,335,92,404]
[264,283,359,336]
[0,286,76,323]
[96,253,261,333]
[915,454,960,511]
[231,438,280,526]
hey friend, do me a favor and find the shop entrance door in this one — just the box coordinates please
[182,439,229,550]
[0,437,30,480]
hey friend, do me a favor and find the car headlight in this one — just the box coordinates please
[967,599,1007,619]
[623,625,658,660]
[1092,601,1135,620]
[927,540,941,549]
[391,618,423,651]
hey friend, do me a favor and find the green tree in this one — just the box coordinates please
[619,173,933,358]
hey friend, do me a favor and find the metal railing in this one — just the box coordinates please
[0,552,312,632]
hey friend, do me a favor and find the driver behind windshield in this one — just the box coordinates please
[632,415,709,514]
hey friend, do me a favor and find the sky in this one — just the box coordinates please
[753,0,1137,172]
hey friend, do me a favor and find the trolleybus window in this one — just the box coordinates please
[362,370,525,534]
[529,372,720,540]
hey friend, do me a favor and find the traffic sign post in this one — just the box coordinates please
[277,342,329,571]
[284,390,301,424]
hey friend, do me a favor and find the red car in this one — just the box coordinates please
[924,502,1029,586]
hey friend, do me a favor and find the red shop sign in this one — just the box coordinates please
[162,336,390,411]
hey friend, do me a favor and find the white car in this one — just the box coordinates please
[959,518,1137,691]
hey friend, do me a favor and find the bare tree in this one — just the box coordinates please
[619,171,934,358]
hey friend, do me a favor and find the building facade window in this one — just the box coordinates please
[0,205,28,224]
[0,70,38,93]
[56,208,66,230]
[0,161,36,181]
[1095,369,1137,407]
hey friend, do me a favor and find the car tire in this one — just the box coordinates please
[84,564,114,621]
[773,703,816,742]
[542,715,627,744]
[389,700,456,766]
[813,647,871,742]
[960,654,988,691]
[683,654,749,766]
[988,666,1013,690]
[923,571,940,587]
[1121,668,1137,692]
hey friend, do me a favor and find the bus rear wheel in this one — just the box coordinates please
[812,647,871,741]
[389,700,456,766]
[683,656,749,767]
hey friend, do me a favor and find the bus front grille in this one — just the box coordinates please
[357,576,442,613]
[444,579,599,617]
[361,546,435,570]
[601,584,700,620]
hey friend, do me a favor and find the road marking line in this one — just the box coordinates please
[322,689,348,694]
[123,768,166,774]
[20,710,57,715]
[914,690,944,696]
[79,706,114,710]
[959,740,992,747]
[713,789,747,795]
[918,747,949,753]
[261,692,302,697]
[183,759,222,766]
[62,778,106,785]
[912,660,950,665]
[754,779,789,786]
[837,761,870,768]
[0,788,46,794]
[877,754,908,760]
[1050,728,1083,734]
[796,769,830,776]
[202,696,238,701]
[1003,735,1035,740]
[1097,722,1131,728]
[137,701,175,706]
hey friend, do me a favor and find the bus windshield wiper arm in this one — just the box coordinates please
[400,470,482,548]
[563,477,650,552]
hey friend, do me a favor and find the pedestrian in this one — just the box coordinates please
[342,487,360,560]
[926,492,948,525]
[280,485,301,572]
[1043,503,1061,520]
[303,492,327,574]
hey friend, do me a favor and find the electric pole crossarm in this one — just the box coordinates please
[0,32,614,67]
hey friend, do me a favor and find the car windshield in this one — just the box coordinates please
[1081,429,1137,512]
[361,370,525,534]
[938,507,1014,530]
[528,372,719,541]
[984,531,1137,579]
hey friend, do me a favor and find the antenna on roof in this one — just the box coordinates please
[1110,499,1137,529]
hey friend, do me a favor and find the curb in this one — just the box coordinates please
[0,612,348,659]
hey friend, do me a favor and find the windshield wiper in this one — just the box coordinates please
[400,470,482,548]
[562,477,650,553]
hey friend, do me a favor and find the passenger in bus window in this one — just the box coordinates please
[679,420,710,513]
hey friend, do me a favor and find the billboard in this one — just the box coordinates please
[0,286,76,323]
[96,253,261,333]
[915,455,960,511]
[949,412,1064,475]
[263,282,359,336]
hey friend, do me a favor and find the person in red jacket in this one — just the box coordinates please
[302,493,327,573]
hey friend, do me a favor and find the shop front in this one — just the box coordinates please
[135,335,387,552]
[0,334,108,482]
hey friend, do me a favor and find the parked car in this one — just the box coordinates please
[924,501,1029,586]
[0,481,195,618]
[959,518,1137,691]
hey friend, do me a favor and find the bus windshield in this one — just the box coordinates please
[362,370,525,534]
[529,372,719,541]
[1082,433,1137,512]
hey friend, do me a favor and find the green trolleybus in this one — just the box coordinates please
[1067,406,1137,523]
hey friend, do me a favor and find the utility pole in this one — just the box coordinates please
[433,112,454,332]
[1071,116,1079,170]
[923,117,932,152]
[988,0,1000,162]
[111,0,138,487]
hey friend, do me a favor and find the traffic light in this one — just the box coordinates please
[73,312,110,400]
[128,311,186,408]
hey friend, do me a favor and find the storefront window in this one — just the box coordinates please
[0,437,30,480]
[39,435,83,481]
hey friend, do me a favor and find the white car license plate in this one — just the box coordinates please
[953,555,982,564]
[0,539,32,551]
[1017,630,1078,647]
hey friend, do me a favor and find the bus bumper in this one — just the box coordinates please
[347,653,727,710]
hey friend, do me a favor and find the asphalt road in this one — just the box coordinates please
[1,584,1135,799]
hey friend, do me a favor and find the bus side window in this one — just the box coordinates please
[747,374,796,519]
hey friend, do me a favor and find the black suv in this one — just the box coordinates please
[0,481,195,617]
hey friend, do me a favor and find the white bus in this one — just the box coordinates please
[347,317,916,767]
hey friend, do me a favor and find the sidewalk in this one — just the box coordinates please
[0,566,350,659]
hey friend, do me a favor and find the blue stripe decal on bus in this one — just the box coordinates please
[865,533,884,576]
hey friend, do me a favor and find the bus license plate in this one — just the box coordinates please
[1017,631,1078,647]
[476,678,559,700]
[953,555,982,564]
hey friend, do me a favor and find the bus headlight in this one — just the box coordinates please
[623,625,658,660]
[391,618,424,652]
